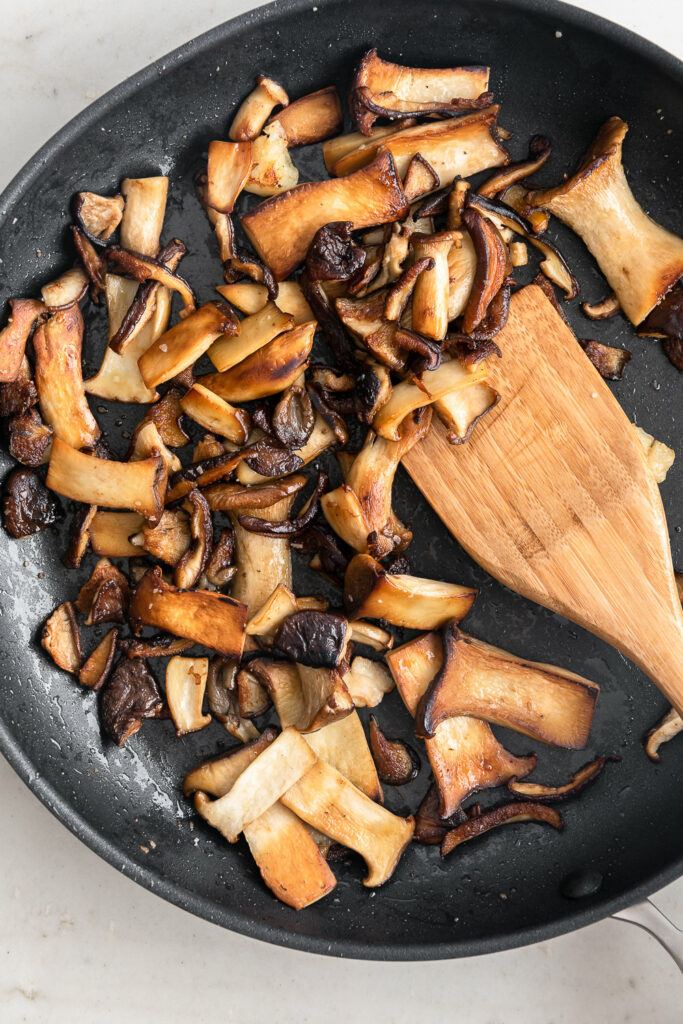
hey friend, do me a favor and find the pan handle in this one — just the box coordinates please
[612,899,683,972]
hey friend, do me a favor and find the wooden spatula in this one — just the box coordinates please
[402,284,683,715]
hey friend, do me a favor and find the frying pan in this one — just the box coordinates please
[0,0,681,961]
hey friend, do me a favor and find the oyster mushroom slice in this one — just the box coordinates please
[507,755,611,801]
[645,707,683,762]
[138,300,239,389]
[230,492,297,614]
[267,86,343,147]
[208,301,292,372]
[33,306,100,449]
[441,801,563,856]
[0,299,45,383]
[372,357,488,440]
[528,117,683,324]
[165,656,211,735]
[206,139,252,213]
[411,231,459,339]
[229,75,289,141]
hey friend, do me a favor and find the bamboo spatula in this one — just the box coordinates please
[402,283,683,715]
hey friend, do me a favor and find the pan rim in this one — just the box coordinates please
[0,0,681,961]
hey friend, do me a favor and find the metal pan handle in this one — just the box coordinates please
[613,899,683,972]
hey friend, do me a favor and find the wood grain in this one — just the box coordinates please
[403,284,683,714]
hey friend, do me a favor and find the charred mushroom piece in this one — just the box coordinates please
[267,86,343,147]
[402,154,440,203]
[106,244,196,317]
[245,122,299,197]
[350,50,491,134]
[460,207,510,334]
[368,715,420,785]
[384,257,434,321]
[235,665,271,719]
[140,388,189,448]
[528,118,683,324]
[344,554,477,628]
[76,558,130,626]
[129,566,248,659]
[291,524,350,587]
[206,139,252,213]
[343,656,394,707]
[0,299,44,382]
[306,222,366,282]
[271,384,315,449]
[130,508,191,565]
[41,602,82,674]
[73,191,125,242]
[204,528,236,588]
[174,490,213,589]
[581,293,620,321]
[100,657,165,746]
[237,414,336,486]
[373,357,488,440]
[165,656,211,735]
[241,151,409,280]
[62,503,97,569]
[417,624,599,748]
[121,634,194,659]
[0,355,37,418]
[195,727,316,843]
[387,631,537,816]
[33,306,100,449]
[209,301,293,373]
[645,707,683,762]
[203,472,307,513]
[333,107,509,186]
[414,784,467,845]
[46,439,166,525]
[238,470,327,537]
[478,135,552,197]
[411,231,458,339]
[580,339,631,380]
[355,358,392,424]
[272,610,349,669]
[282,760,415,886]
[139,300,239,388]
[441,801,563,856]
[507,755,611,801]
[72,226,106,297]
[434,378,500,444]
[3,467,62,538]
[107,240,185,355]
[166,448,254,504]
[78,628,118,690]
[89,511,145,558]
[230,75,289,141]
[198,320,315,403]
[7,407,53,466]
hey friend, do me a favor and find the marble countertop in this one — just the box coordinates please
[0,1,681,1020]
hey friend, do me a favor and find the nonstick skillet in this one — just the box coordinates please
[0,0,681,960]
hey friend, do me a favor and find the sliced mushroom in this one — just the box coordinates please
[126,420,179,476]
[355,357,392,424]
[460,207,510,334]
[131,508,190,565]
[7,407,53,467]
[267,85,343,146]
[499,182,549,233]
[177,383,249,445]
[304,711,382,800]
[333,107,509,186]
[305,221,366,283]
[100,657,165,746]
[89,510,145,557]
[165,656,211,735]
[78,628,118,690]
[209,301,293,373]
[0,299,44,383]
[478,134,552,197]
[348,620,394,651]
[580,339,631,380]
[203,528,235,589]
[446,229,477,320]
[86,275,160,403]
[107,240,184,355]
[33,306,100,449]
[166,447,254,504]
[509,241,528,267]
[368,715,420,785]
[402,154,440,203]
[409,231,458,340]
[272,610,349,669]
[342,656,394,707]
[322,122,416,174]
[61,503,96,569]
[197,320,315,402]
[0,355,37,418]
[281,760,414,886]
[245,122,299,197]
[386,631,536,816]
[228,490,295,613]
[137,389,189,449]
[350,50,491,134]
[206,139,252,213]
[203,472,307,513]
[41,602,82,674]
[417,624,599,748]
[217,280,313,324]
[237,414,336,486]
[645,707,683,762]
[581,292,620,321]
[235,665,271,719]
[413,784,467,845]
[372,356,488,439]
[76,557,130,626]
[633,425,675,483]
[195,727,316,842]
[183,728,277,795]
[121,634,194,659]
[2,467,61,539]
[434,379,499,444]
[73,191,125,242]
[138,300,238,388]
[241,151,409,280]
[246,584,327,639]
[173,490,212,589]
[229,75,289,141]
[47,439,166,525]
[40,267,89,310]
[507,755,611,801]
[441,801,563,856]
[106,244,196,318]
[119,176,168,255]
[528,118,683,324]
[295,664,354,732]
[129,565,247,658]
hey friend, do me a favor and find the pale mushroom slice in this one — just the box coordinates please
[296,664,354,733]
[73,191,125,241]
[130,508,191,565]
[303,712,382,802]
[416,624,599,749]
[183,729,278,797]
[119,176,168,255]
[206,139,252,213]
[194,727,317,842]
[344,553,477,629]
[342,656,395,708]
[165,656,211,735]
[282,760,414,886]
[245,583,328,639]
[229,75,289,141]
[217,280,313,324]
[633,425,675,484]
[410,231,459,340]
[350,49,490,134]
[386,632,537,817]
[46,439,166,525]
[89,511,145,558]
[40,268,89,310]
[434,379,500,444]
[33,306,100,449]
[179,384,250,444]
[138,300,239,389]
[129,566,247,659]
[230,493,297,614]
[128,419,181,475]
[528,117,683,324]
[245,122,299,197]
[241,151,409,280]
[41,601,82,674]
[645,707,683,762]
[208,301,293,372]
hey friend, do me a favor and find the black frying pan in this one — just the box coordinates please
[0,0,680,960]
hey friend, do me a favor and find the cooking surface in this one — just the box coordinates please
[0,0,681,988]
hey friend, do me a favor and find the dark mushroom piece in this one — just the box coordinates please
[272,610,349,669]
[507,755,613,802]
[368,716,420,785]
[120,634,194,659]
[166,447,255,504]
[204,528,236,587]
[238,471,328,537]
[139,387,189,448]
[75,558,130,626]
[78,629,119,690]
[7,407,53,467]
[440,801,563,856]
[108,240,185,354]
[580,339,632,380]
[100,658,165,746]
[62,503,97,569]
[413,784,467,845]
[0,299,45,383]
[0,356,37,418]
[271,385,315,448]
[291,524,350,587]
[174,489,213,589]
[105,243,196,317]
[460,207,511,334]
[3,467,62,539]
[581,293,620,321]
[306,221,366,282]
[478,134,552,197]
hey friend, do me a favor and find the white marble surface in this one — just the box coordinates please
[0,1,681,1020]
